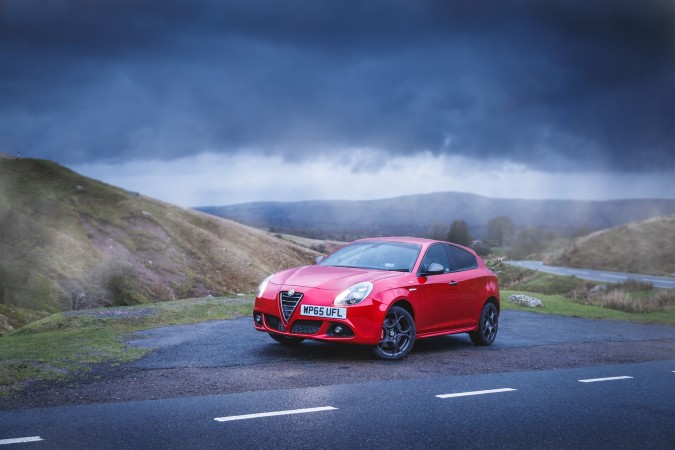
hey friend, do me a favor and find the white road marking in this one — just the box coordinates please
[0,437,44,445]
[214,406,337,422]
[604,275,627,279]
[578,376,633,383]
[436,388,517,399]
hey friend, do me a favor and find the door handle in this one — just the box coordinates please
[448,281,459,286]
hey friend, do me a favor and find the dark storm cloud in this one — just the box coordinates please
[1,0,673,171]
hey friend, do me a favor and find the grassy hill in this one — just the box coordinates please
[197,193,675,240]
[0,157,317,333]
[544,215,675,276]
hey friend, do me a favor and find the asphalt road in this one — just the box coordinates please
[125,311,674,370]
[506,260,675,289]
[2,360,673,449]
[1,312,674,448]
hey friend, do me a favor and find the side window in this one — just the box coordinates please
[447,245,478,271]
[420,244,452,274]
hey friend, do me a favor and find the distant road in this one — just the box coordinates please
[506,260,675,289]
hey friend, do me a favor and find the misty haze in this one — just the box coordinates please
[1,1,673,448]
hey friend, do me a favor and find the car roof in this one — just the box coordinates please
[353,236,439,246]
[352,236,477,254]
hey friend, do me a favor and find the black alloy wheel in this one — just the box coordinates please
[469,302,499,346]
[372,306,416,360]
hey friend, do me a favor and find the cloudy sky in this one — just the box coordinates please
[1,0,674,207]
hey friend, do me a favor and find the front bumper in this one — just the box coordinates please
[253,286,385,345]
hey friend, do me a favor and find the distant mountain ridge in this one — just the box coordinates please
[0,157,317,332]
[197,192,675,240]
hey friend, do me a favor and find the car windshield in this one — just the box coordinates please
[319,241,421,272]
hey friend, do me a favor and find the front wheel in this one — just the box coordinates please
[372,306,416,360]
[469,302,499,346]
[268,333,305,345]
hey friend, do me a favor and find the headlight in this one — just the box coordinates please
[334,282,373,306]
[256,275,273,298]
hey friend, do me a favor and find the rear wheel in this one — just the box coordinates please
[268,333,305,345]
[372,306,416,360]
[469,302,498,346]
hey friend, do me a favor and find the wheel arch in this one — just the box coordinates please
[486,296,500,313]
[472,296,500,325]
[390,298,415,320]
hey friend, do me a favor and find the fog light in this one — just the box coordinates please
[254,313,263,324]
[333,325,344,335]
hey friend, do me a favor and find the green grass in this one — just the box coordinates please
[513,273,587,295]
[488,259,595,295]
[493,261,675,325]
[0,297,254,395]
[501,289,675,325]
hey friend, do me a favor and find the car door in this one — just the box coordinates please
[445,244,483,328]
[416,243,460,333]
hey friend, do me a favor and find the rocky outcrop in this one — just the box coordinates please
[507,294,544,308]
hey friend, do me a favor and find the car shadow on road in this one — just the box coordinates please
[257,339,375,361]
[256,333,477,362]
[412,334,476,354]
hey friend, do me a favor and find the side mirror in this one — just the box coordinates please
[423,262,445,276]
[315,255,325,264]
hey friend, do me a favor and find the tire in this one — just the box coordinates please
[372,306,416,360]
[469,302,499,346]
[268,333,305,345]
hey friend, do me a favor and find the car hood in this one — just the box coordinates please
[270,265,402,291]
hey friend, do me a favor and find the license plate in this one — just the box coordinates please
[300,304,347,319]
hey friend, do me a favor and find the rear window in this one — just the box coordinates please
[447,245,478,271]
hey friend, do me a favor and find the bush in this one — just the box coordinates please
[471,241,492,256]
[572,279,673,314]
[106,266,148,306]
[62,261,149,310]
[586,289,674,314]
[620,278,653,292]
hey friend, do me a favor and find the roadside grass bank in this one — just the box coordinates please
[0,296,254,396]
[2,264,673,397]
[493,261,675,325]
[501,290,675,325]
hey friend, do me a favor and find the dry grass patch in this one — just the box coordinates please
[545,215,675,276]
[582,289,675,314]
[571,279,675,314]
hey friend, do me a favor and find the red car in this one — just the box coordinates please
[253,237,500,360]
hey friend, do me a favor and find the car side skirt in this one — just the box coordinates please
[415,326,477,340]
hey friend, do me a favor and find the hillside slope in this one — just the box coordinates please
[544,215,675,276]
[198,193,675,240]
[0,157,317,331]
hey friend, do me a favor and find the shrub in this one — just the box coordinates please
[471,241,492,256]
[594,290,642,313]
[650,289,675,310]
[575,286,674,314]
[106,267,148,306]
[620,278,653,292]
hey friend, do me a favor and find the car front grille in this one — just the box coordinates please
[264,314,285,332]
[280,291,303,322]
[291,320,323,335]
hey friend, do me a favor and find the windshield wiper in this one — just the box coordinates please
[328,265,366,269]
